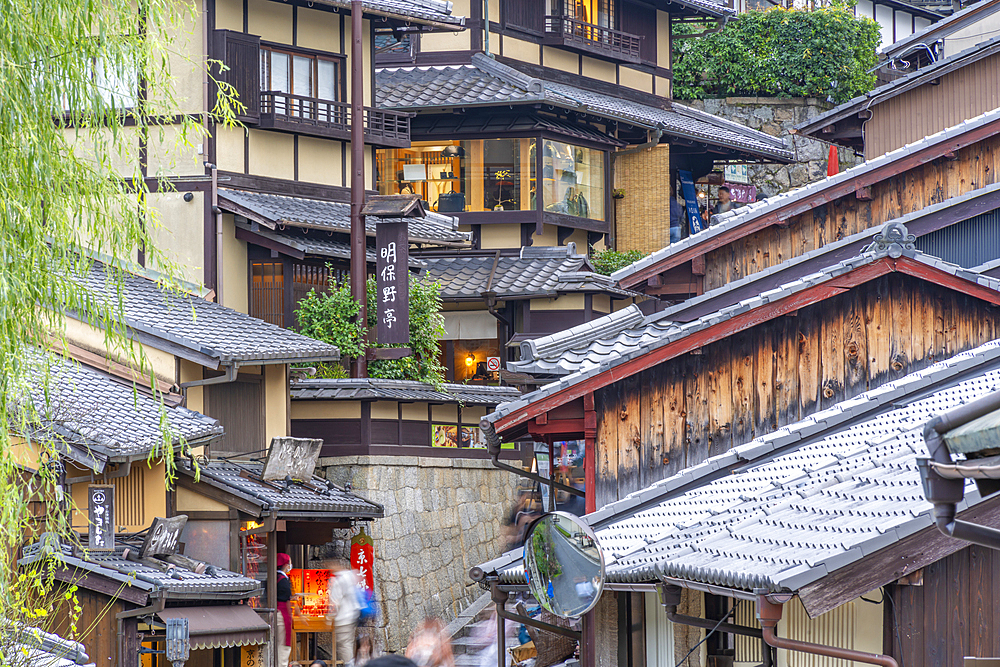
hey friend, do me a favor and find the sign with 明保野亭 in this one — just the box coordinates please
[376,221,409,345]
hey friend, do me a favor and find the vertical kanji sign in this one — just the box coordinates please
[376,220,409,345]
[350,528,375,592]
[88,485,115,551]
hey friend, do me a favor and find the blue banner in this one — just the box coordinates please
[678,169,703,235]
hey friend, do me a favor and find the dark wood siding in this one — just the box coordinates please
[594,274,1000,507]
[887,544,1000,666]
[620,1,657,64]
[701,132,1000,293]
[205,379,266,454]
[213,30,261,121]
[503,0,544,33]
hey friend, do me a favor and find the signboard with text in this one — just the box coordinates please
[88,485,115,551]
[262,437,323,481]
[678,170,703,235]
[139,515,188,558]
[376,221,410,345]
[350,529,375,593]
[724,164,750,184]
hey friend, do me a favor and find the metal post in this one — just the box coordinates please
[547,438,556,511]
[350,0,367,377]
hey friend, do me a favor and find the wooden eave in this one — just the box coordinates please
[617,114,1000,291]
[492,256,1000,438]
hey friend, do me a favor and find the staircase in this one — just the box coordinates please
[446,592,519,667]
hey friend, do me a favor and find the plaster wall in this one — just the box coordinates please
[319,455,519,651]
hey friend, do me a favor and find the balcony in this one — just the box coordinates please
[258,91,412,148]
[544,15,643,64]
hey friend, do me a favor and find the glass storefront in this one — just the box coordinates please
[376,139,605,221]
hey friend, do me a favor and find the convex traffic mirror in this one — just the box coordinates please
[524,511,605,618]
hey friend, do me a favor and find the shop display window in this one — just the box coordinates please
[377,139,605,221]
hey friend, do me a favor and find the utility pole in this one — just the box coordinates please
[350,0,367,377]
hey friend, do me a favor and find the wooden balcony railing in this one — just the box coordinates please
[544,15,642,63]
[258,91,411,147]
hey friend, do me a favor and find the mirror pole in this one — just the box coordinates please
[491,584,509,667]
[547,438,556,511]
[582,609,596,667]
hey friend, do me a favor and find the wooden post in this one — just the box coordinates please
[584,392,597,514]
[267,529,277,667]
[349,0,366,377]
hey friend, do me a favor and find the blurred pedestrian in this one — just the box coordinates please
[354,634,381,667]
[405,618,455,667]
[327,559,361,666]
[275,553,294,667]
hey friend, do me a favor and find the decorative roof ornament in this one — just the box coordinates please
[866,221,916,258]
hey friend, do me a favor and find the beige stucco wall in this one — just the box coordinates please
[214,126,245,173]
[530,293,586,311]
[146,125,205,178]
[180,359,206,413]
[297,6,342,51]
[582,56,615,82]
[479,224,522,249]
[221,213,248,313]
[657,10,671,70]
[619,66,653,94]
[149,190,206,285]
[176,485,231,512]
[61,315,179,384]
[248,0,292,43]
[299,136,345,185]
[248,129,295,179]
[543,46,578,74]
[264,363,289,440]
[503,36,541,63]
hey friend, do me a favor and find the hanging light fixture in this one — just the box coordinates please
[465,353,475,367]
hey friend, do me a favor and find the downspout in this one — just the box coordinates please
[179,363,238,389]
[481,420,585,497]
[755,592,898,667]
[917,389,1000,551]
[483,0,490,56]
[206,162,224,306]
[660,584,763,640]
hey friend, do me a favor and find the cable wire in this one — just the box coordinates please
[674,602,738,667]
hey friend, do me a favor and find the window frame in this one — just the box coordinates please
[258,41,346,103]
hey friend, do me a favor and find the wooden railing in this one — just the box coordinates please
[544,15,642,62]
[259,91,411,146]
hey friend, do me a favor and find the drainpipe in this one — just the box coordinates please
[917,388,1000,551]
[755,592,898,667]
[483,0,490,56]
[660,584,764,639]
[205,162,224,306]
[179,363,238,389]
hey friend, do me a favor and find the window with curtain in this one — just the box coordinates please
[259,45,342,117]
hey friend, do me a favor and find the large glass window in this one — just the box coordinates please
[541,140,605,221]
[377,139,604,221]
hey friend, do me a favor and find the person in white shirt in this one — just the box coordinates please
[327,560,361,665]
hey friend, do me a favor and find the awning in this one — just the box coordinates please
[157,606,270,650]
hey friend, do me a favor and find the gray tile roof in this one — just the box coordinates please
[495,237,1000,406]
[77,260,341,366]
[219,189,471,247]
[20,539,261,598]
[881,0,1000,58]
[475,337,1000,593]
[291,377,522,404]
[8,626,93,667]
[18,350,222,464]
[377,54,793,162]
[181,460,384,519]
[235,221,379,264]
[611,105,1000,287]
[420,244,635,301]
[329,0,464,27]
[794,36,1000,139]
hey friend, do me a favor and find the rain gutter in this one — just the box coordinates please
[660,584,763,640]
[918,388,1000,550]
[756,592,898,667]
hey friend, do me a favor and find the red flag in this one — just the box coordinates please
[827,145,839,177]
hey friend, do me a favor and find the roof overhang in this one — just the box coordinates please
[489,255,1000,441]
[616,111,1000,291]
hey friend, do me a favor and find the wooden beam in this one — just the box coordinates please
[897,256,1000,306]
[616,116,1000,290]
[493,261,891,435]
[798,497,1000,617]
[855,186,873,201]
[528,418,585,437]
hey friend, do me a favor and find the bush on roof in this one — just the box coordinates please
[673,3,880,104]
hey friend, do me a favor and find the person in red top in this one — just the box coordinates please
[276,553,293,667]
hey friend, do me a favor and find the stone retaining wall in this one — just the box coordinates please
[317,455,520,651]
[685,97,863,195]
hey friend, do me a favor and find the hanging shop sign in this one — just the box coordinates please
[376,221,410,345]
[88,485,115,551]
[139,515,188,558]
[351,528,375,592]
[727,183,757,204]
[678,170,703,235]
[724,164,750,184]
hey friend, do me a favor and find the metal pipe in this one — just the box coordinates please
[350,0,367,378]
[483,0,490,56]
[179,364,237,389]
[918,388,1000,550]
[493,585,505,667]
[756,593,897,667]
[660,585,762,638]
[489,455,585,498]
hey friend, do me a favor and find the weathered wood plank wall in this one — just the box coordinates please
[888,544,1000,667]
[594,274,1000,508]
[702,133,1000,291]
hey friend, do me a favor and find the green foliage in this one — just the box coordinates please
[590,247,649,276]
[673,4,880,103]
[295,274,447,386]
[0,0,239,657]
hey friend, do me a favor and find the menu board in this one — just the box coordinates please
[289,568,332,618]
